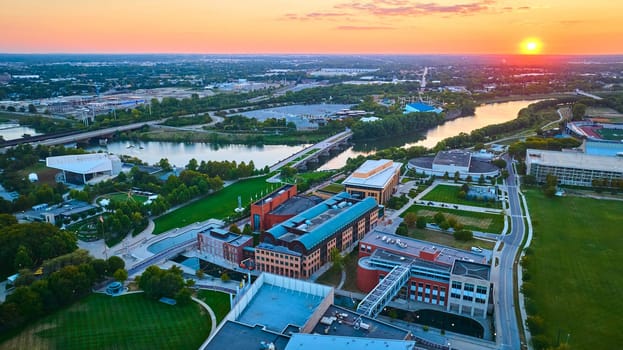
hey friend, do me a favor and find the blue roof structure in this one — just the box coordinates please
[266,192,378,251]
[285,334,415,350]
[404,102,442,114]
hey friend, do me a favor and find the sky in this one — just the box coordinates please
[1,0,622,55]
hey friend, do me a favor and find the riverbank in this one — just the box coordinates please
[476,92,574,104]
[117,128,337,146]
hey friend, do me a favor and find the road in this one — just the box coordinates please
[494,155,526,350]
[31,120,163,147]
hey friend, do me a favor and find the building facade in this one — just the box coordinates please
[197,228,253,265]
[255,192,379,279]
[525,148,623,187]
[357,232,491,318]
[342,159,402,205]
[250,184,298,231]
[408,150,499,180]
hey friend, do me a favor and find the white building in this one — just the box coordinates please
[46,153,122,184]
[525,149,623,186]
[408,150,499,179]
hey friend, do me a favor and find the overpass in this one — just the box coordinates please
[1,120,162,149]
[575,89,603,100]
[356,261,412,318]
[127,238,197,276]
[269,129,353,172]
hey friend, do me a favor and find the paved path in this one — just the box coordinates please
[336,269,346,290]
[192,296,218,336]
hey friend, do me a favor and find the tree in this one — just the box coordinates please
[280,166,297,180]
[478,174,485,185]
[329,247,343,270]
[454,230,473,241]
[453,171,461,182]
[433,212,445,224]
[220,272,230,282]
[195,269,205,279]
[404,212,417,228]
[113,268,128,283]
[492,158,507,169]
[187,158,198,171]
[106,256,125,276]
[242,223,252,235]
[14,245,33,271]
[27,104,37,114]
[416,216,427,229]
[158,158,173,171]
[229,224,241,234]
[572,102,586,121]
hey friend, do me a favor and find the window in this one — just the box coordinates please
[451,281,462,289]
[464,283,474,292]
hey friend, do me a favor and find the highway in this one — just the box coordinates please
[494,155,526,350]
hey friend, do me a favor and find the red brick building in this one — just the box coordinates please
[197,228,253,265]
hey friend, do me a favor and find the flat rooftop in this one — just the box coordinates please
[199,228,252,247]
[46,153,119,174]
[268,193,378,250]
[433,150,471,168]
[203,321,290,350]
[526,148,623,172]
[270,195,323,216]
[310,305,410,340]
[237,282,325,333]
[285,333,415,350]
[361,231,488,266]
[254,184,294,206]
[343,159,402,189]
[452,260,491,281]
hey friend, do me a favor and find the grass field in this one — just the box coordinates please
[401,204,505,233]
[524,190,623,349]
[0,293,211,350]
[596,127,623,141]
[153,176,273,234]
[105,192,149,204]
[406,228,495,251]
[197,290,231,323]
[422,184,502,209]
[316,250,361,292]
[320,183,345,194]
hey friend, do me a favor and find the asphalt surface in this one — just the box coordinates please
[495,155,525,350]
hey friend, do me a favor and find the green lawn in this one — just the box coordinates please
[524,190,623,350]
[316,249,361,292]
[401,204,505,233]
[0,293,211,350]
[196,290,231,323]
[422,184,502,209]
[406,228,495,251]
[105,192,149,204]
[153,176,273,234]
[320,183,345,194]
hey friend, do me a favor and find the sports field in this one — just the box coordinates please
[401,204,505,233]
[153,176,273,234]
[422,184,502,209]
[0,293,211,350]
[524,190,623,349]
[105,192,149,204]
[596,127,623,141]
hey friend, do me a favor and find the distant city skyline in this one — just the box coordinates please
[1,0,621,55]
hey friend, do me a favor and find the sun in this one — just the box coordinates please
[520,38,543,55]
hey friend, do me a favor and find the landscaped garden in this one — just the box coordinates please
[422,184,502,209]
[153,176,274,234]
[401,204,505,233]
[522,190,623,350]
[0,293,211,350]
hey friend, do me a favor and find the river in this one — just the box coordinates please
[91,99,539,170]
[318,99,540,170]
[88,142,310,169]
[0,123,40,141]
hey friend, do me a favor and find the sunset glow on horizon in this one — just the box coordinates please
[1,0,621,55]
